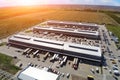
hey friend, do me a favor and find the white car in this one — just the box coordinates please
[96,67,99,73]
[61,73,65,77]
[112,66,118,70]
[90,68,95,73]
[56,64,60,68]
[113,70,120,76]
[66,73,70,78]
[109,70,112,74]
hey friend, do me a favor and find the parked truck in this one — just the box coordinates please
[33,50,39,58]
[22,48,30,55]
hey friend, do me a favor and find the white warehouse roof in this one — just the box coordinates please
[46,20,98,27]
[18,66,59,80]
[9,34,101,57]
[34,27,99,36]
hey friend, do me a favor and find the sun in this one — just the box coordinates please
[19,0,38,6]
[6,0,50,6]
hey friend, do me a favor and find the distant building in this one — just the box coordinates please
[43,20,100,39]
[33,26,100,39]
[46,20,99,29]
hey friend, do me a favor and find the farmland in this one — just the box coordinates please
[106,12,120,24]
[115,13,120,17]
[0,6,118,39]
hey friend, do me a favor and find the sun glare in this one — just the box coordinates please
[19,0,39,6]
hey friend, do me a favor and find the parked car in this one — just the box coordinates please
[118,59,120,62]
[96,67,99,73]
[114,64,118,67]
[87,75,94,80]
[109,69,112,74]
[113,70,120,76]
[66,73,70,78]
[90,68,95,73]
[61,73,65,77]
[112,66,118,70]
[56,64,60,68]
[112,61,117,64]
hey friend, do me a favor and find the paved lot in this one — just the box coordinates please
[0,45,103,80]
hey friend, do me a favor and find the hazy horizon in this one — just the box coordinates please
[0,0,120,7]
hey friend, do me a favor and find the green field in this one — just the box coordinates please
[106,25,120,42]
[0,53,20,74]
[106,24,120,47]
[0,7,118,39]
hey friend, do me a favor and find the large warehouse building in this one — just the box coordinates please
[33,26,100,39]
[46,20,99,29]
[8,34,102,62]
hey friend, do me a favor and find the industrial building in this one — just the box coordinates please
[17,66,60,80]
[8,34,102,62]
[46,20,99,29]
[33,26,100,39]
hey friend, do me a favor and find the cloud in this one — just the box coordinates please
[0,0,120,7]
[72,0,120,6]
[101,0,112,2]
[99,0,120,6]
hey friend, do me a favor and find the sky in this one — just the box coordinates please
[0,0,120,7]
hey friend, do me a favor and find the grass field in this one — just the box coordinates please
[106,24,120,48]
[106,25,120,42]
[0,7,118,39]
[0,53,20,74]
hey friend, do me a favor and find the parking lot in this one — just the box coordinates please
[0,45,102,80]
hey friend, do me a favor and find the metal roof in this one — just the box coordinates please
[47,20,98,27]
[9,34,101,57]
[18,66,58,80]
[34,27,99,36]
